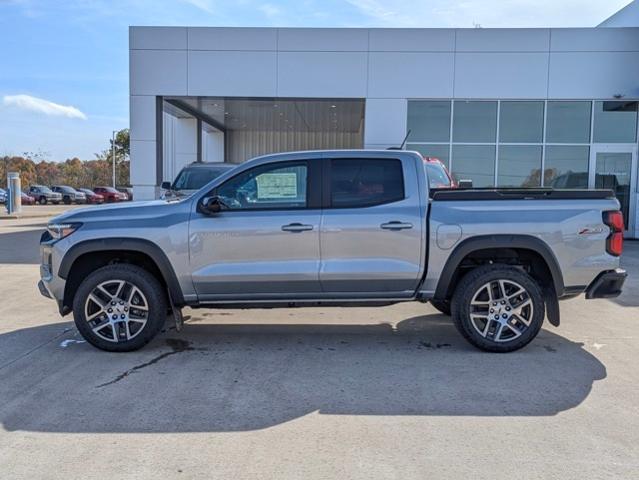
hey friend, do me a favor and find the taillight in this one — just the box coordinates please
[603,211,624,256]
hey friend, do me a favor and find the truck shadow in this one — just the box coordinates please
[0,314,606,433]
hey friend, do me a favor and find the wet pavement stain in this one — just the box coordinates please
[95,338,195,388]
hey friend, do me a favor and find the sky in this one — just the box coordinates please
[0,0,632,161]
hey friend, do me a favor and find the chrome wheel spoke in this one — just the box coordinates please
[86,309,104,321]
[88,293,107,309]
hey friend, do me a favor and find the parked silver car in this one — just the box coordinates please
[51,186,87,205]
[161,162,237,199]
[39,150,626,353]
[28,185,62,205]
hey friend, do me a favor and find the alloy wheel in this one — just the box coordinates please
[84,279,149,343]
[468,279,533,343]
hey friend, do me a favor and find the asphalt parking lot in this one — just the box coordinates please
[0,216,638,479]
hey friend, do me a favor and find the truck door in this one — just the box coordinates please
[189,159,322,300]
[319,156,424,296]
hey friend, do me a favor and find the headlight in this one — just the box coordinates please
[47,222,82,240]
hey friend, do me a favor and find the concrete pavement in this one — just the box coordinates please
[0,217,638,479]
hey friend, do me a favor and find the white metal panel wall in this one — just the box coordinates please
[226,128,363,164]
[130,26,639,202]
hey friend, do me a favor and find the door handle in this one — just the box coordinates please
[282,223,314,232]
[380,221,413,231]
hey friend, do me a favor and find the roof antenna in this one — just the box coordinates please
[386,129,411,150]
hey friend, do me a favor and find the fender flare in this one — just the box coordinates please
[58,237,185,306]
[433,234,565,301]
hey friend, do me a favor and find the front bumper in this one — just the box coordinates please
[585,269,627,299]
[38,239,68,314]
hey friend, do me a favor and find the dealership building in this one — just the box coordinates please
[129,2,639,236]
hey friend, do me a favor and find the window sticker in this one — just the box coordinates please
[256,173,298,199]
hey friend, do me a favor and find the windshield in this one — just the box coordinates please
[37,186,54,193]
[173,167,230,191]
[99,187,119,193]
[425,162,453,188]
[79,189,93,194]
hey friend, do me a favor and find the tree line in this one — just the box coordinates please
[0,129,130,190]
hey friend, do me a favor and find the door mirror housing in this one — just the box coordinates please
[161,181,172,190]
[458,179,473,189]
[198,195,225,215]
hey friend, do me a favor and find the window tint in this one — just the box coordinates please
[453,101,497,143]
[499,101,544,143]
[451,145,496,188]
[216,162,307,210]
[497,145,542,187]
[407,101,451,142]
[544,146,589,188]
[593,101,638,143]
[330,159,404,208]
[546,101,591,143]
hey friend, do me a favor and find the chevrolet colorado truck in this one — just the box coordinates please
[38,150,627,353]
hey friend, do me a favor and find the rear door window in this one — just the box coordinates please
[329,158,404,208]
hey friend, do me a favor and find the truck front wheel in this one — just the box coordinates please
[451,265,544,353]
[72,264,167,352]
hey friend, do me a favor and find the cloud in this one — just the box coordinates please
[2,94,87,120]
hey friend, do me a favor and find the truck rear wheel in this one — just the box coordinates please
[72,264,167,352]
[450,265,544,353]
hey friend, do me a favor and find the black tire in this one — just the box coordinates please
[73,264,167,352]
[63,196,71,205]
[450,264,545,353]
[430,299,451,316]
[39,196,47,205]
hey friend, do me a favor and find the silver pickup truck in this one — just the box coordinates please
[38,150,627,353]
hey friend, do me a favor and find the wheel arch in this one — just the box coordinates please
[59,238,184,315]
[434,234,564,302]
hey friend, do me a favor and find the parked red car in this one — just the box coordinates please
[21,192,35,205]
[422,156,458,188]
[79,188,105,204]
[93,186,127,203]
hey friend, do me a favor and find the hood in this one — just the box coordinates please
[50,199,185,224]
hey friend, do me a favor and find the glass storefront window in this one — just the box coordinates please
[407,101,451,142]
[593,101,638,143]
[497,146,542,187]
[406,143,450,168]
[546,101,591,143]
[453,101,497,143]
[499,102,544,143]
[544,146,590,188]
[451,145,495,187]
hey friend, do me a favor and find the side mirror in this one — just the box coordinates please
[458,179,473,189]
[198,195,225,215]
[161,181,172,190]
